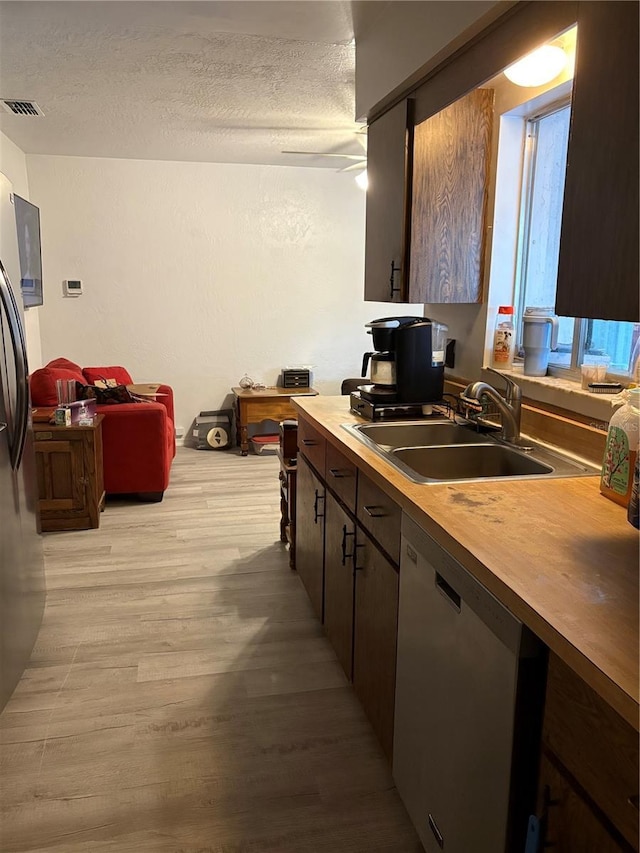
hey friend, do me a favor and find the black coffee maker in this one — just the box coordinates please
[358,316,448,405]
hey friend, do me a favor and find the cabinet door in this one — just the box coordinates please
[323,492,356,680]
[537,754,627,852]
[364,99,414,303]
[409,88,493,304]
[34,436,86,512]
[294,455,325,621]
[555,1,639,322]
[353,528,399,763]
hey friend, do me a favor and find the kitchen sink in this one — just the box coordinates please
[392,444,552,481]
[356,420,494,449]
[341,419,600,483]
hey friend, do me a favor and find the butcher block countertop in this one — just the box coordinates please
[292,396,639,730]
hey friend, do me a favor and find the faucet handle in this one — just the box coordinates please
[486,367,522,402]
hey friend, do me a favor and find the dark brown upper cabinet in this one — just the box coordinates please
[363,99,414,303]
[408,88,493,304]
[555,1,639,322]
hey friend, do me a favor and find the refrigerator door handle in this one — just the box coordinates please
[0,260,28,470]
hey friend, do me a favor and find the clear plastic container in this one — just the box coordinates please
[600,387,640,507]
[492,306,515,369]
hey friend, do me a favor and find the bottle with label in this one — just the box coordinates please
[600,387,640,507]
[492,306,515,369]
[628,456,639,529]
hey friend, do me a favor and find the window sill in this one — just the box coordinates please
[483,366,619,426]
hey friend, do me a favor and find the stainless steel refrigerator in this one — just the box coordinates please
[0,171,45,712]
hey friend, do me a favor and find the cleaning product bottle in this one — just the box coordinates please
[492,306,515,369]
[600,387,640,507]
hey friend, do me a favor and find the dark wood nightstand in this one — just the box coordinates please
[32,415,105,532]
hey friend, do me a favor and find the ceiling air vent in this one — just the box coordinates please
[1,100,44,116]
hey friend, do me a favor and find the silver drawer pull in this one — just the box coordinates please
[363,505,386,518]
[329,468,349,478]
[301,439,317,446]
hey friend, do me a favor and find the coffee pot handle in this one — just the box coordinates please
[548,316,559,351]
[361,352,373,377]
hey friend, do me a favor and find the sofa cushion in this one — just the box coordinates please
[83,365,133,386]
[47,357,84,376]
[30,367,88,407]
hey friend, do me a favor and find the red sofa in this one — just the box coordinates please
[30,358,175,501]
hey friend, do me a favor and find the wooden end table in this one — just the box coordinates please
[32,414,106,532]
[232,387,318,456]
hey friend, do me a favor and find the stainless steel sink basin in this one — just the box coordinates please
[341,419,600,483]
[392,444,552,481]
[356,421,493,449]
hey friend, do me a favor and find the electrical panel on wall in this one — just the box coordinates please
[63,280,83,297]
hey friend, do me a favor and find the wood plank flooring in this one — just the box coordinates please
[0,447,421,853]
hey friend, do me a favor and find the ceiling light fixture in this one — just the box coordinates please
[355,170,368,191]
[504,44,567,87]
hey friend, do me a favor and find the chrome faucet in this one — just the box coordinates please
[461,368,522,443]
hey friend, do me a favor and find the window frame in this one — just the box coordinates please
[512,97,636,383]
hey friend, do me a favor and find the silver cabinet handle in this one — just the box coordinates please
[0,422,7,432]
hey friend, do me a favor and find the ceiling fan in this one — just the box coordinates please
[282,128,368,187]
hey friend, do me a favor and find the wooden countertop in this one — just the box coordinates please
[292,396,640,730]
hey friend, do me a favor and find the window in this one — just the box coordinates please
[514,102,639,379]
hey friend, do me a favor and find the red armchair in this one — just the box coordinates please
[30,358,175,501]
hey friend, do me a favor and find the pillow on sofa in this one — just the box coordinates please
[30,367,87,406]
[47,357,84,375]
[83,365,133,386]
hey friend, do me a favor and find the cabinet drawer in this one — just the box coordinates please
[356,473,401,566]
[297,417,326,475]
[543,654,639,849]
[325,443,357,513]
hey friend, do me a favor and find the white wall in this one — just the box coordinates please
[0,131,43,370]
[353,0,500,117]
[26,154,413,434]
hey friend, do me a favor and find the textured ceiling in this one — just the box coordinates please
[0,1,366,168]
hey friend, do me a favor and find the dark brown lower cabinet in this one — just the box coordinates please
[353,528,399,762]
[537,754,629,853]
[294,455,325,621]
[323,492,356,679]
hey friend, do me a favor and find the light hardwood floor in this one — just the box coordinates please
[0,447,421,853]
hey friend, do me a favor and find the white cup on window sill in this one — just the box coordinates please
[580,356,610,389]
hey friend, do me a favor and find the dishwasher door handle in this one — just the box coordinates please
[435,571,461,612]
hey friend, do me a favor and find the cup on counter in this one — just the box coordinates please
[55,378,77,406]
[580,356,610,389]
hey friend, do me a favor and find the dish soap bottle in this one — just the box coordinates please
[492,306,515,369]
[600,387,640,507]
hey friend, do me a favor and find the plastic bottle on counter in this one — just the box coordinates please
[600,387,640,508]
[492,306,515,370]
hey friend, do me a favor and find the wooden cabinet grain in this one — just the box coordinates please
[409,88,493,304]
[537,653,639,851]
[556,1,639,322]
[33,416,105,532]
[364,99,414,303]
[537,754,628,853]
[294,454,325,621]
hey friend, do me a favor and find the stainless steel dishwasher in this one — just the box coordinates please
[394,515,546,853]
